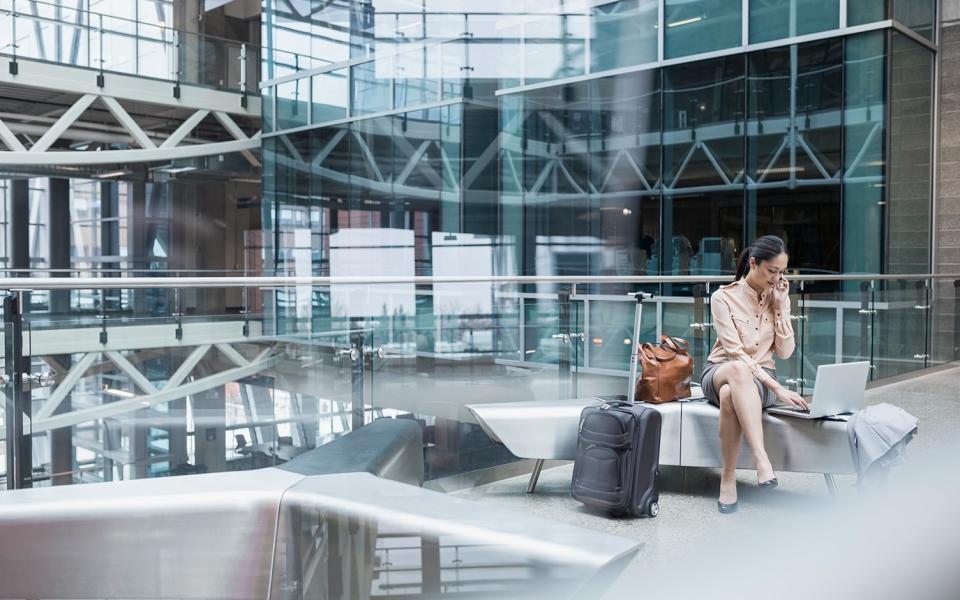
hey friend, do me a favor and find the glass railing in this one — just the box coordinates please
[265,35,495,132]
[0,0,300,94]
[1,273,957,489]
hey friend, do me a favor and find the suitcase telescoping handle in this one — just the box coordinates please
[627,292,654,404]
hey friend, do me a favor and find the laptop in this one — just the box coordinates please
[767,361,870,419]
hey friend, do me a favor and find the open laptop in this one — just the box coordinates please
[767,361,870,419]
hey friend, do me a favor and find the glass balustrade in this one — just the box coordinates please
[0,0,297,95]
[0,274,956,490]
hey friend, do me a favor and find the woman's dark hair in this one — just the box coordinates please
[735,235,788,280]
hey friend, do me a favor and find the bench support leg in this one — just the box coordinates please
[824,473,840,497]
[526,459,545,494]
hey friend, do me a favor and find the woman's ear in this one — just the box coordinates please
[748,257,756,270]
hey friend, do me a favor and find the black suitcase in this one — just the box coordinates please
[571,401,662,518]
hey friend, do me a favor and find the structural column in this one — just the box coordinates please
[49,178,74,485]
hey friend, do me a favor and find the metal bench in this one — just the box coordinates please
[467,397,853,495]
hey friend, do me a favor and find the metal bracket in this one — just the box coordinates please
[337,347,361,362]
[363,346,385,359]
[913,354,930,360]
[689,322,713,331]
[913,304,931,311]
[858,309,878,315]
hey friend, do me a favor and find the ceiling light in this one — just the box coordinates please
[161,166,198,174]
[95,170,129,179]
[101,385,136,399]
[668,16,702,28]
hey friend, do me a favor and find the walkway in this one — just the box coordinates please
[454,364,960,598]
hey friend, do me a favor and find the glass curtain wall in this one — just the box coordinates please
[501,31,932,283]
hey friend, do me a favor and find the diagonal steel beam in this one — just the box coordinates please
[352,130,386,182]
[0,118,26,152]
[30,94,98,152]
[797,134,834,180]
[160,109,210,149]
[213,111,262,167]
[100,96,157,149]
[215,343,250,368]
[33,354,279,434]
[34,352,98,421]
[105,350,158,395]
[394,140,431,185]
[164,344,211,390]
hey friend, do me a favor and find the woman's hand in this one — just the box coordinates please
[772,276,790,310]
[775,386,809,410]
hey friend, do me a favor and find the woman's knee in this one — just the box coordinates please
[720,361,752,386]
[718,385,735,412]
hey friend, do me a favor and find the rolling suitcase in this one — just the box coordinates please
[571,401,662,517]
[573,292,661,518]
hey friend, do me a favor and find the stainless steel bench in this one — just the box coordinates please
[467,397,853,495]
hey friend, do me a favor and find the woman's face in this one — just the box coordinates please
[749,252,789,288]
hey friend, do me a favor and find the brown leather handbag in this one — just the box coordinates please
[634,336,694,404]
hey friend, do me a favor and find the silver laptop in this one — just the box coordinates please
[768,361,870,419]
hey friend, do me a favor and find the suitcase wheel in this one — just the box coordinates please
[647,501,659,518]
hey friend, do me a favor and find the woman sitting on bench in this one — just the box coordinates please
[700,235,808,514]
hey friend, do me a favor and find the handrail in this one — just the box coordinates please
[0,0,264,51]
[0,273,953,290]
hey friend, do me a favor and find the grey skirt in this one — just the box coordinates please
[700,361,781,408]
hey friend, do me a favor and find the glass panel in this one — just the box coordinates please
[589,71,662,279]
[749,0,839,44]
[874,279,928,378]
[842,31,886,274]
[311,69,348,124]
[664,0,741,59]
[523,11,587,84]
[590,0,658,72]
[276,77,309,130]
[887,34,933,274]
[351,58,393,115]
[393,43,439,108]
[848,0,887,26]
[264,86,275,133]
[892,0,936,41]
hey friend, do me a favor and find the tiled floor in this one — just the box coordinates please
[454,364,959,598]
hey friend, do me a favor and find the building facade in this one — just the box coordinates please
[263,0,936,285]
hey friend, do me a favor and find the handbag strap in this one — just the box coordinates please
[661,336,689,352]
[640,342,676,362]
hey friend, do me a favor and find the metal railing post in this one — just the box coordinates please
[9,0,18,74]
[4,291,31,489]
[350,327,365,431]
[556,287,571,400]
[172,29,180,98]
[96,13,104,87]
[239,42,247,107]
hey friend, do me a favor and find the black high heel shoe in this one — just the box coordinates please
[717,500,738,514]
[759,477,779,489]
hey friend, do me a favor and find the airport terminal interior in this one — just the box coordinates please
[0,0,958,598]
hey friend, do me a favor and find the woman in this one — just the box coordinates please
[700,235,808,514]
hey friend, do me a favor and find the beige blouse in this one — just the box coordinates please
[706,278,796,388]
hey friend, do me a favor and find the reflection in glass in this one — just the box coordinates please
[277,78,309,130]
[591,0,658,72]
[749,0,839,44]
[892,0,936,41]
[848,0,887,27]
[664,0,741,59]
[842,32,886,274]
[312,69,348,124]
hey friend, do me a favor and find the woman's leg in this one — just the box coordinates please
[712,362,775,483]
[718,384,740,504]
